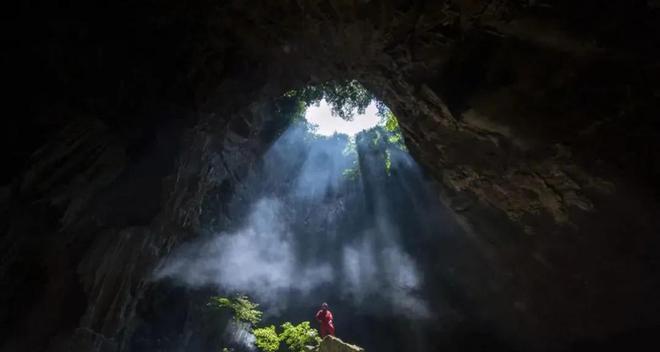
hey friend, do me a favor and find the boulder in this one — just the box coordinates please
[317,336,365,352]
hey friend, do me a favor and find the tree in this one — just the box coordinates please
[286,80,374,120]
[207,295,263,325]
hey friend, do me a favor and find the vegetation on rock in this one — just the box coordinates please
[382,110,406,151]
[253,325,280,352]
[279,321,322,352]
[287,80,374,120]
[208,295,263,325]
[208,295,322,352]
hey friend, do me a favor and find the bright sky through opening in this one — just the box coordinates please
[304,99,381,136]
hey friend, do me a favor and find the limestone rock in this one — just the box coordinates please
[317,336,365,352]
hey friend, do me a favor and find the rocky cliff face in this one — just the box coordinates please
[3,1,660,351]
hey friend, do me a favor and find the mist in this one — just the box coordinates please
[155,197,335,307]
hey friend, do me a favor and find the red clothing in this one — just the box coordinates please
[315,309,335,337]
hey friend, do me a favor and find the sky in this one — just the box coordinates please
[304,99,381,136]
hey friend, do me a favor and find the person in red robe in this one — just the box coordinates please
[315,302,335,337]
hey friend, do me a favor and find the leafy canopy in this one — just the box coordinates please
[287,80,374,120]
[207,295,263,325]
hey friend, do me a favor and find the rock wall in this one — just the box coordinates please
[3,1,660,351]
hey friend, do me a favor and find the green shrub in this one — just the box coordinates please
[253,325,281,352]
[279,321,321,352]
[207,295,263,325]
[207,295,320,352]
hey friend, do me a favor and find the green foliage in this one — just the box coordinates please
[371,129,383,146]
[253,325,281,352]
[342,163,361,180]
[382,110,407,151]
[384,150,392,175]
[207,295,263,325]
[252,321,321,352]
[287,80,374,120]
[279,321,321,352]
[275,95,307,123]
[207,295,321,352]
[383,110,399,132]
[353,112,406,177]
[341,141,360,180]
[342,139,357,156]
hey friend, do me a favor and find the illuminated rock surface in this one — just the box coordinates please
[317,336,364,352]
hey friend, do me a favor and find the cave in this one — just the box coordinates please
[3,1,660,352]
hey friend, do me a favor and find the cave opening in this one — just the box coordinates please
[148,85,471,352]
[303,99,382,137]
[5,2,660,352]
